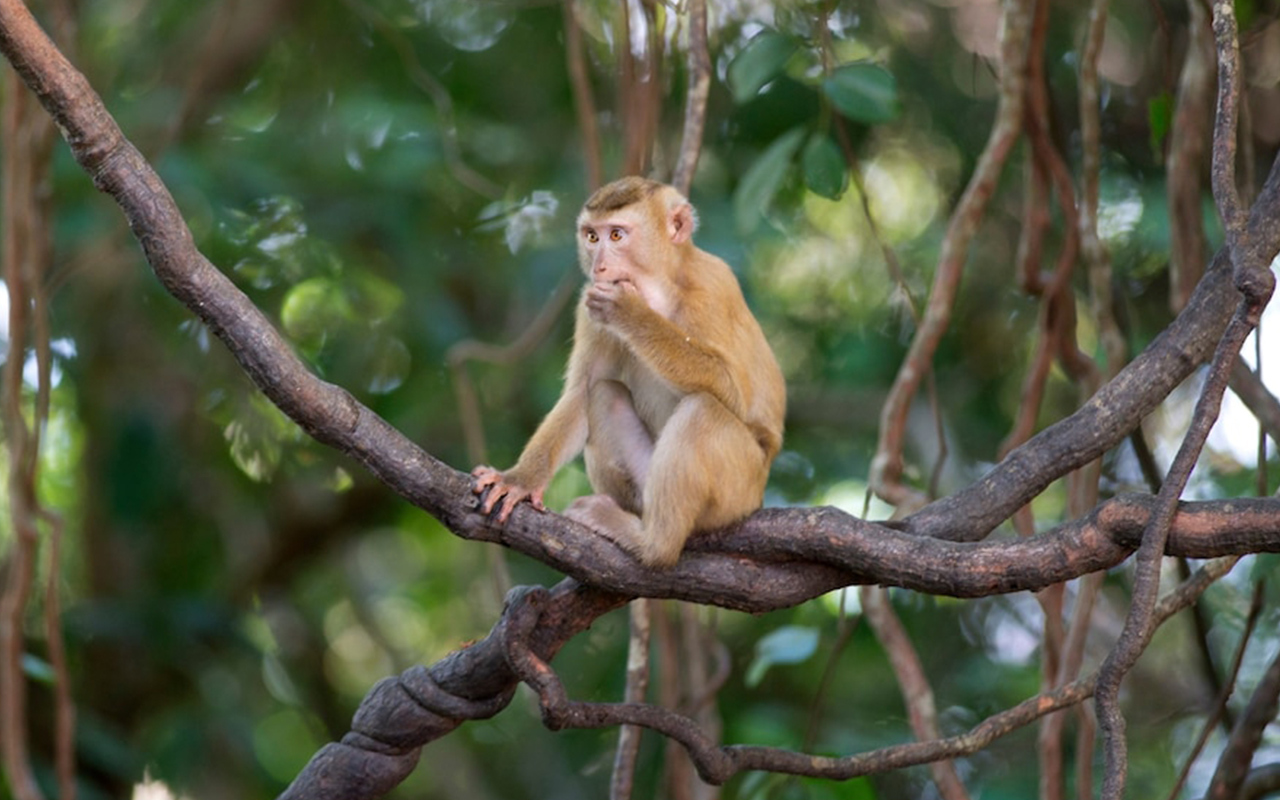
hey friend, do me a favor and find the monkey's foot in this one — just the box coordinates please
[564,495,643,550]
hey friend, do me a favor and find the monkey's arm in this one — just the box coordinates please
[588,282,746,418]
[472,386,589,521]
[472,304,598,522]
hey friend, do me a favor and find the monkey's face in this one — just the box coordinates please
[576,204,661,285]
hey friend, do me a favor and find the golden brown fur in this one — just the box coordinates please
[473,177,785,566]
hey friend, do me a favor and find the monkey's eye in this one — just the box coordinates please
[585,230,598,244]
[609,229,624,242]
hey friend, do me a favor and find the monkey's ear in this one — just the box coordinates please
[669,203,696,245]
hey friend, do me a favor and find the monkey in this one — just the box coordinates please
[472,177,785,567]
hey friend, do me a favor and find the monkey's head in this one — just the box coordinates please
[576,177,698,285]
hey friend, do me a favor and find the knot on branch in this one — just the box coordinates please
[499,585,570,729]
[1235,264,1275,324]
[402,665,515,723]
[349,667,516,752]
[342,591,555,751]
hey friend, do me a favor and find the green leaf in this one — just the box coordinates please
[1251,553,1280,601]
[734,127,806,235]
[802,134,848,199]
[823,62,900,124]
[23,653,56,684]
[1237,0,1257,33]
[745,625,820,687]
[728,31,799,104]
[262,651,302,706]
[280,277,353,352]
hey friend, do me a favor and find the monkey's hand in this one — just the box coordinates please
[471,465,547,523]
[586,280,646,327]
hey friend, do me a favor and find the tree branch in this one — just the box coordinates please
[476,557,1239,791]
[871,0,1034,510]
[1205,638,1280,800]
[670,0,709,195]
[563,0,603,189]
[1096,1,1274,792]
[280,580,629,800]
[1166,580,1264,800]
[862,586,969,800]
[1167,0,1214,313]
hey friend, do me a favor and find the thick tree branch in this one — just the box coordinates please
[280,580,629,800]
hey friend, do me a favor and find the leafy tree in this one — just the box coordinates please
[1,1,1279,800]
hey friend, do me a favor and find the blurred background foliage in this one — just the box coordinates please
[2,0,1279,798]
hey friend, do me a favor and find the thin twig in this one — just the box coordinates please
[611,598,651,800]
[1209,0,1245,237]
[0,68,47,800]
[872,0,1034,511]
[817,0,950,504]
[664,603,722,800]
[1205,628,1280,800]
[563,0,603,189]
[1095,304,1266,798]
[1179,556,1236,732]
[1167,0,1214,312]
[447,273,580,466]
[1256,321,1269,495]
[1165,581,1264,800]
[2,56,69,799]
[1228,360,1280,448]
[862,587,970,800]
[804,590,860,751]
[1079,0,1126,378]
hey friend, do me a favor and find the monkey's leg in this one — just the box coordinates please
[567,379,656,555]
[582,379,653,513]
[637,393,768,567]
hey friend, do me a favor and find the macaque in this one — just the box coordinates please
[472,177,785,567]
